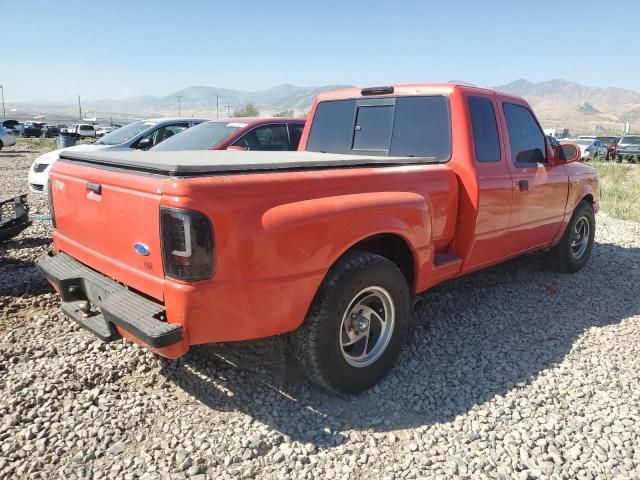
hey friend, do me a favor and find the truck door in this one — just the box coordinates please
[499,101,568,252]
[465,94,514,269]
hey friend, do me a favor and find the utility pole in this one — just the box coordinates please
[216,93,219,120]
[78,95,82,120]
[175,95,182,117]
[0,85,5,119]
[225,101,233,117]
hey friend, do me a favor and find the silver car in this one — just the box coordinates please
[0,127,16,149]
[616,135,640,160]
[28,117,208,193]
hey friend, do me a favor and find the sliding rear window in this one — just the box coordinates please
[306,96,451,160]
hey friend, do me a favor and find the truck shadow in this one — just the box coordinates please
[160,240,640,449]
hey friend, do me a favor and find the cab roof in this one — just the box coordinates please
[314,83,526,104]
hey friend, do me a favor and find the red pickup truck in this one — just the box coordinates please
[37,83,598,393]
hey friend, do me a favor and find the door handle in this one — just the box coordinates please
[86,182,101,194]
[518,180,529,191]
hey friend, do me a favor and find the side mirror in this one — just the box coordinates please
[226,145,248,151]
[555,143,580,163]
[136,138,153,150]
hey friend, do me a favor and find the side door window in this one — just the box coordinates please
[140,122,189,147]
[594,140,602,154]
[502,103,547,165]
[233,124,289,151]
[288,123,305,150]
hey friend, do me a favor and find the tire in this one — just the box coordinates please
[290,251,411,394]
[550,200,595,273]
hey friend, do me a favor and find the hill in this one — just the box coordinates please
[8,80,640,134]
[494,79,640,134]
[83,84,351,116]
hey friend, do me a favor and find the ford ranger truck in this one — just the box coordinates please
[37,84,598,394]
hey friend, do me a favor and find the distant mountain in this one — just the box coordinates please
[494,79,640,132]
[84,83,352,115]
[9,79,640,134]
[576,102,600,114]
[495,79,640,113]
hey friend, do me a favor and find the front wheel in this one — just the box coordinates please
[550,200,595,273]
[290,251,411,394]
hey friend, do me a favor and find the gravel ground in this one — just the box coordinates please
[1,144,639,479]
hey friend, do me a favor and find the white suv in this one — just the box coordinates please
[66,124,96,138]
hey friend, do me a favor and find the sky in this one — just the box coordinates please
[2,0,640,102]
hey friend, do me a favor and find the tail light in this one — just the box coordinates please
[160,207,214,281]
[47,178,56,229]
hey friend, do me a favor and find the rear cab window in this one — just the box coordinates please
[306,96,451,160]
[468,96,501,162]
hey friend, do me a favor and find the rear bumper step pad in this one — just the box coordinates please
[36,252,182,348]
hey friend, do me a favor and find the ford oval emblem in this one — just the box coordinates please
[134,243,150,256]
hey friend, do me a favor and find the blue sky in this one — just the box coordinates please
[2,0,639,102]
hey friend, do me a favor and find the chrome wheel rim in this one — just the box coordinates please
[571,217,590,259]
[339,286,395,368]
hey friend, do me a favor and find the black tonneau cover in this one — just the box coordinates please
[59,150,438,176]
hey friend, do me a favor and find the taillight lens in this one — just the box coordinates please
[160,207,214,281]
[47,177,56,229]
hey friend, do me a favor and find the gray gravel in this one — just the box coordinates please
[1,144,639,479]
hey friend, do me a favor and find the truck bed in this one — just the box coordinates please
[60,150,440,176]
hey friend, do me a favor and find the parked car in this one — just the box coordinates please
[615,135,640,162]
[95,126,117,137]
[24,121,46,128]
[576,136,607,157]
[21,124,43,138]
[65,124,96,138]
[28,117,208,193]
[2,120,23,135]
[2,119,20,131]
[574,138,604,160]
[37,83,597,394]
[595,136,620,160]
[151,117,305,152]
[42,125,60,138]
[0,127,16,149]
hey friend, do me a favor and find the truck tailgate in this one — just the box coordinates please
[50,160,167,300]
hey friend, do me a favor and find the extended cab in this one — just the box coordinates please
[38,84,598,394]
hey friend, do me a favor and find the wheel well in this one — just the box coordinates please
[346,234,415,288]
[582,194,594,205]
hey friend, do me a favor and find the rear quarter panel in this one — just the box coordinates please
[161,164,457,343]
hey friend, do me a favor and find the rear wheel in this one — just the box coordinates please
[550,200,595,273]
[291,251,411,394]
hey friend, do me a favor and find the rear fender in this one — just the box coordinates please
[261,191,433,288]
